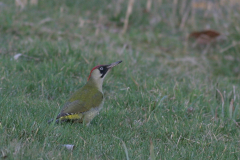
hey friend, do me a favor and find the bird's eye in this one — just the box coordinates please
[99,67,103,70]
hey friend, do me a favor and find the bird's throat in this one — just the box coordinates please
[87,77,103,92]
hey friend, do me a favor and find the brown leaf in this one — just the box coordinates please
[189,30,220,44]
[187,107,194,114]
[190,30,220,39]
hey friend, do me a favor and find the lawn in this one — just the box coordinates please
[0,0,240,159]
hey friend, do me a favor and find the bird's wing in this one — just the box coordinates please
[57,89,103,118]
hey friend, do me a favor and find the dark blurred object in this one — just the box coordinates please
[189,30,221,45]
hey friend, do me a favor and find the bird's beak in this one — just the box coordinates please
[107,60,122,69]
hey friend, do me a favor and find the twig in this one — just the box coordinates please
[176,135,182,147]
[180,6,191,30]
[146,0,152,12]
[220,41,240,53]
[23,54,40,61]
[216,89,225,119]
[233,120,240,128]
[131,77,139,87]
[122,0,135,34]
[184,138,200,144]
[38,18,52,25]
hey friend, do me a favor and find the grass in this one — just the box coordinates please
[0,0,240,159]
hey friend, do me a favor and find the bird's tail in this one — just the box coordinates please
[47,118,56,124]
[47,118,75,124]
[48,113,83,124]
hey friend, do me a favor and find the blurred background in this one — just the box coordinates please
[1,0,240,77]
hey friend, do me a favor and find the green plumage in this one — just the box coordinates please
[56,80,103,123]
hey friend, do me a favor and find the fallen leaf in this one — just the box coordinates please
[189,30,220,44]
[187,107,194,114]
[13,53,22,60]
[63,144,75,151]
[190,30,220,39]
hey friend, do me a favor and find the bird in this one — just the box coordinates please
[49,60,122,125]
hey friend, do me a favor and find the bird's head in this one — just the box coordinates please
[87,60,122,91]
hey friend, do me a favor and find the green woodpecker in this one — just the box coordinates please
[49,60,122,125]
